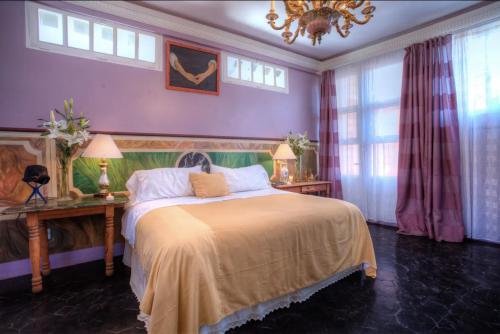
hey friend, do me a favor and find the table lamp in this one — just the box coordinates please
[273,143,296,183]
[82,134,123,198]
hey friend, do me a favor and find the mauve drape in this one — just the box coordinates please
[319,70,343,199]
[396,35,464,242]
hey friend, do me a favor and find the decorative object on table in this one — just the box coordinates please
[265,0,376,46]
[82,134,123,198]
[166,40,220,95]
[22,165,50,204]
[286,131,310,182]
[273,143,296,183]
[39,98,90,200]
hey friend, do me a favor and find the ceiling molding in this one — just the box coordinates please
[65,0,321,72]
[319,1,500,71]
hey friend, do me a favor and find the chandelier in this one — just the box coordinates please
[266,0,376,46]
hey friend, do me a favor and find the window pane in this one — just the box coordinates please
[117,28,135,59]
[340,144,360,176]
[138,34,155,63]
[253,63,263,84]
[264,66,274,86]
[67,16,89,50]
[93,23,113,55]
[275,68,286,88]
[227,56,239,79]
[38,8,63,45]
[339,112,357,140]
[373,106,399,138]
[370,142,399,177]
[240,59,252,81]
[336,73,358,109]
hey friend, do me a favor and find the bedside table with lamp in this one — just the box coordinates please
[272,142,332,197]
[2,134,127,293]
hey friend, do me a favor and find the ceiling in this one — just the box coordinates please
[139,1,481,60]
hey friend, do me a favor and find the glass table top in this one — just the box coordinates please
[1,195,128,215]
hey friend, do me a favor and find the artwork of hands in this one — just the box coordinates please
[170,53,217,86]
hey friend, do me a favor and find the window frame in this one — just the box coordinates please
[221,52,289,94]
[25,2,163,71]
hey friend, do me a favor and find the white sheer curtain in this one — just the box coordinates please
[453,21,500,243]
[336,50,404,224]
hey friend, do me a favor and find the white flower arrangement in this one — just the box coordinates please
[39,97,90,149]
[286,131,310,157]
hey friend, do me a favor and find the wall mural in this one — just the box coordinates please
[0,132,318,264]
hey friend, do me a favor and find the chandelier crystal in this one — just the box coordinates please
[266,0,376,46]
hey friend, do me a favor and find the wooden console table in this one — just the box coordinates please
[273,181,332,197]
[1,195,128,293]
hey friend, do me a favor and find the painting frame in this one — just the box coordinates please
[165,40,221,96]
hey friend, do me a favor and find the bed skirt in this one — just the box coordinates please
[123,243,365,334]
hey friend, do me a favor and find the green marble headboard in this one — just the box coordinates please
[72,151,274,195]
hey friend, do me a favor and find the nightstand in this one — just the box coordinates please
[1,195,128,293]
[273,181,332,197]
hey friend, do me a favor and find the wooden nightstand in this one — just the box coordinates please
[273,181,332,197]
[1,195,128,293]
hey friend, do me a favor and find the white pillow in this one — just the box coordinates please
[210,164,270,193]
[126,166,202,205]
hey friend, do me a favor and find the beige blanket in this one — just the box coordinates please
[135,194,377,334]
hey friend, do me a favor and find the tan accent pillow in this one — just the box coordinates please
[189,172,230,198]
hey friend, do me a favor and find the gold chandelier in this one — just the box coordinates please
[266,0,376,46]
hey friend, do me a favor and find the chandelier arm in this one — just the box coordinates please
[350,14,372,25]
[284,1,304,16]
[269,17,296,30]
[335,22,349,38]
[286,25,302,45]
[350,0,366,9]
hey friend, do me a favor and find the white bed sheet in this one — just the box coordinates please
[121,187,289,247]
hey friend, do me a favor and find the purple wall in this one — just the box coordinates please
[0,1,320,140]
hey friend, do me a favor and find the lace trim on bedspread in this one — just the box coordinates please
[135,264,367,334]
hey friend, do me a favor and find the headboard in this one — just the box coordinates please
[72,150,275,195]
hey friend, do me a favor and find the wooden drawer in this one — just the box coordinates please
[283,186,302,193]
[302,184,327,193]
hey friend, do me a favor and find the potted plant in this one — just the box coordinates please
[39,98,90,199]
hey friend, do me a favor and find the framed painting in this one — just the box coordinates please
[166,41,220,95]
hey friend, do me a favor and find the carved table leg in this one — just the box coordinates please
[26,213,42,293]
[39,220,51,276]
[104,206,114,276]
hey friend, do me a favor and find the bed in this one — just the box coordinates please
[121,163,377,334]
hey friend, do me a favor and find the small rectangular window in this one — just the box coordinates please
[117,28,136,59]
[38,8,63,45]
[264,66,275,86]
[240,59,252,81]
[275,68,286,88]
[93,23,113,55]
[26,2,162,71]
[253,63,263,84]
[222,52,288,93]
[227,56,239,79]
[138,33,156,63]
[67,16,90,50]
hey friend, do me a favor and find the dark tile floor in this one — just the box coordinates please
[1,224,500,334]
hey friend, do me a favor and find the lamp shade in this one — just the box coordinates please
[82,134,123,159]
[273,143,296,160]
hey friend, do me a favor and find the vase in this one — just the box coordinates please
[56,143,77,200]
[295,155,303,182]
[57,155,71,200]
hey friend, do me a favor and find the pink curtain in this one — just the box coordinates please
[396,35,464,242]
[319,70,343,199]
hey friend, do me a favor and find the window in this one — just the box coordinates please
[25,2,162,71]
[222,52,289,93]
[336,50,404,224]
[453,20,500,242]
